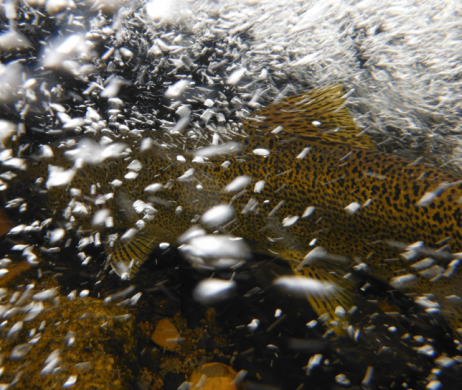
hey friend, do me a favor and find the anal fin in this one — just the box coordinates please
[293,264,356,333]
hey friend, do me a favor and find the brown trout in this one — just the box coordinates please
[6,85,462,337]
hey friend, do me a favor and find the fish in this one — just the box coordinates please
[4,85,462,337]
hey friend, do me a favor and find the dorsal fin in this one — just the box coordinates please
[245,84,375,150]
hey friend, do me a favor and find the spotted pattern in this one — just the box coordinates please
[13,85,462,336]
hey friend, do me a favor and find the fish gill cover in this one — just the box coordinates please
[0,0,462,389]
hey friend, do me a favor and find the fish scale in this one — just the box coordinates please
[7,85,462,337]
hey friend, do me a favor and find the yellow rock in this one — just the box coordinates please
[151,319,179,351]
[189,363,237,390]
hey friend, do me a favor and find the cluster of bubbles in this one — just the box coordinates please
[0,0,462,389]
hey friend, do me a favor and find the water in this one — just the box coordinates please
[1,0,462,389]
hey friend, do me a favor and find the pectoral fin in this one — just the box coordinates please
[106,225,169,279]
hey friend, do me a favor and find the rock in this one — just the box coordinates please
[0,285,137,389]
[189,362,237,390]
[151,319,179,351]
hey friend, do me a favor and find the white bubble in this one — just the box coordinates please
[127,159,142,172]
[195,142,241,158]
[165,80,191,98]
[416,191,436,207]
[180,235,250,260]
[65,140,127,165]
[63,375,78,388]
[38,145,54,159]
[344,202,361,215]
[200,108,214,123]
[133,200,156,215]
[170,116,190,135]
[121,228,138,242]
[296,147,311,159]
[92,209,110,226]
[426,380,442,390]
[124,171,138,180]
[146,0,175,22]
[100,78,124,98]
[254,180,265,193]
[46,0,71,15]
[178,168,195,180]
[253,148,270,156]
[10,344,32,359]
[140,138,153,152]
[282,216,299,227]
[7,321,23,339]
[177,226,206,244]
[49,228,65,244]
[144,183,163,194]
[298,247,328,267]
[62,117,85,130]
[135,220,146,230]
[302,206,315,218]
[273,276,335,296]
[32,288,58,301]
[0,30,31,51]
[192,156,205,164]
[46,166,75,189]
[9,224,27,234]
[248,319,259,331]
[194,279,236,304]
[109,179,123,187]
[271,125,284,134]
[225,176,251,192]
[3,158,26,170]
[201,205,234,227]
[72,202,89,215]
[0,149,12,162]
[42,349,61,375]
[105,217,114,228]
[335,374,350,386]
[226,68,246,85]
[390,274,418,289]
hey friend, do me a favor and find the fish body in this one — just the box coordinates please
[7,86,462,336]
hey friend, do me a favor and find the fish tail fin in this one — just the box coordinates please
[245,84,375,149]
[105,225,169,279]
